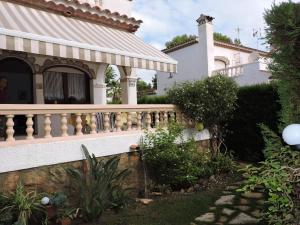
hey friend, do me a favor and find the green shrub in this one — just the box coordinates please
[0,183,44,225]
[206,153,236,176]
[167,75,238,158]
[141,124,235,190]
[138,95,170,104]
[141,124,201,189]
[240,125,300,225]
[66,145,130,222]
[225,83,280,162]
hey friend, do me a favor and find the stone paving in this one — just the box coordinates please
[192,182,266,225]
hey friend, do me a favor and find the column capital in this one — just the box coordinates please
[93,83,107,88]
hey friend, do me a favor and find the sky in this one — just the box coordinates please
[130,0,289,83]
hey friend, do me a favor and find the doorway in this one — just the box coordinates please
[0,58,33,136]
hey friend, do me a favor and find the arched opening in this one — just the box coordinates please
[0,58,34,136]
[43,66,91,104]
[214,59,227,70]
[0,58,33,104]
[214,56,230,70]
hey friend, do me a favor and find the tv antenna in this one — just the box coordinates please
[235,27,242,43]
[253,28,262,50]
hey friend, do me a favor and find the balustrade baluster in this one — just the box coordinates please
[26,114,34,140]
[170,111,175,122]
[176,111,182,124]
[155,111,160,128]
[163,111,168,127]
[137,112,142,130]
[104,112,110,133]
[60,113,68,137]
[6,115,15,142]
[44,114,52,138]
[115,112,122,132]
[146,112,151,130]
[127,112,132,131]
[90,113,97,134]
[76,113,83,136]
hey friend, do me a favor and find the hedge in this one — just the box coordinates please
[138,95,170,104]
[138,84,280,162]
[225,83,281,162]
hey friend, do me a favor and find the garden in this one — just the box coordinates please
[0,2,300,225]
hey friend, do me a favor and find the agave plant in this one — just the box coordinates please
[0,183,44,225]
[66,145,130,222]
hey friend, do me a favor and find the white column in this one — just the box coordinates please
[33,73,44,104]
[119,66,137,105]
[92,63,107,104]
[33,73,44,137]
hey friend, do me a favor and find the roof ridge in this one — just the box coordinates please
[4,0,142,32]
[163,38,269,56]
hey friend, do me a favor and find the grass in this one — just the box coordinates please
[100,189,223,225]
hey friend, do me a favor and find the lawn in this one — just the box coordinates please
[100,189,222,225]
[92,179,268,225]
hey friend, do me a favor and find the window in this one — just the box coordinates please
[44,71,90,104]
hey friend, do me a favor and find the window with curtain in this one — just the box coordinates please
[44,71,90,104]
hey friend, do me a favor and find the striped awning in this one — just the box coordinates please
[0,1,177,73]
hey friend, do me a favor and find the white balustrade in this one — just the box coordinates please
[212,65,244,77]
[0,104,184,143]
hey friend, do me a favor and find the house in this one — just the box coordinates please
[0,0,212,187]
[157,14,271,95]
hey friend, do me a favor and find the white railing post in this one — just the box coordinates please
[26,114,34,140]
[6,115,15,142]
[127,112,132,131]
[146,112,151,130]
[60,113,68,137]
[90,113,97,134]
[104,112,110,133]
[75,113,83,136]
[115,112,122,132]
[155,111,160,128]
[44,114,52,138]
[137,112,142,130]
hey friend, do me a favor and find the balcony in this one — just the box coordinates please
[212,61,271,86]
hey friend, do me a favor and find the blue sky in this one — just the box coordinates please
[130,0,288,83]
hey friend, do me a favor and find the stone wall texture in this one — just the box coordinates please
[0,151,143,195]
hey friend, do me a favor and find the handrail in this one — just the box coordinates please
[0,104,177,115]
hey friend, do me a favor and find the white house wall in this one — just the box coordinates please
[157,43,271,95]
[157,43,205,95]
[0,129,210,173]
[213,45,252,66]
[233,62,270,86]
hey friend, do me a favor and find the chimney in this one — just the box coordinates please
[197,14,215,77]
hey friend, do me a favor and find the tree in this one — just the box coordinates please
[167,75,238,158]
[105,66,121,103]
[165,33,235,50]
[234,38,241,45]
[213,32,233,44]
[264,2,300,129]
[165,34,197,49]
[152,74,157,90]
[137,78,152,98]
